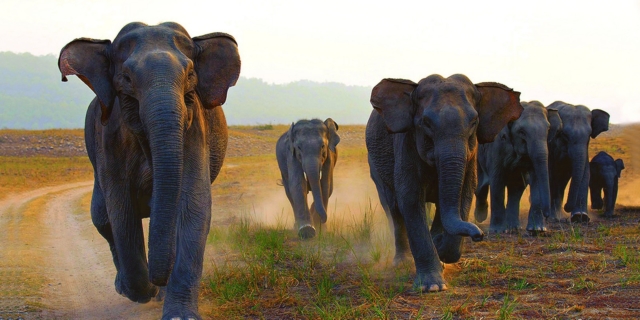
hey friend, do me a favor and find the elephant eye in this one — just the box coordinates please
[421,119,433,132]
[122,74,132,83]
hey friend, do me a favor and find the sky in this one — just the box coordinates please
[1,0,639,123]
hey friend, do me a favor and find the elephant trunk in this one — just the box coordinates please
[564,143,588,213]
[144,92,186,286]
[303,158,327,223]
[529,142,552,217]
[436,140,483,241]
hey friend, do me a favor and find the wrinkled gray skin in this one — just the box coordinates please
[276,119,340,239]
[475,101,562,233]
[589,151,624,217]
[366,74,523,292]
[58,22,240,319]
[547,101,609,223]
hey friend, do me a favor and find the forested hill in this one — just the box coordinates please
[0,52,373,129]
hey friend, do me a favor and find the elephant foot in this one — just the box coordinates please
[297,224,316,239]
[474,205,488,223]
[489,225,519,234]
[570,212,590,223]
[433,233,463,263]
[115,272,159,303]
[162,310,200,320]
[155,286,166,302]
[414,271,448,292]
[392,252,412,267]
[591,200,604,210]
[164,315,199,320]
[526,225,547,236]
[546,214,563,223]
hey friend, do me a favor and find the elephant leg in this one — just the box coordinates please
[474,162,489,223]
[549,169,570,222]
[371,165,409,264]
[388,197,411,265]
[590,181,604,210]
[287,177,314,239]
[398,193,446,292]
[393,162,446,291]
[163,183,211,319]
[431,205,463,263]
[433,161,474,263]
[505,175,526,232]
[571,160,591,222]
[489,174,508,233]
[474,182,490,223]
[90,180,119,274]
[105,183,157,303]
[612,178,619,214]
[603,179,615,217]
[526,172,546,233]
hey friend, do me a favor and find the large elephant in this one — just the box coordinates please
[276,119,340,239]
[366,74,523,292]
[58,22,240,319]
[547,101,610,223]
[475,101,562,233]
[589,151,624,217]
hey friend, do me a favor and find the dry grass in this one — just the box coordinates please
[0,156,93,199]
[2,123,639,319]
[0,195,51,316]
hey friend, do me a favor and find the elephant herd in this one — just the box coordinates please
[58,22,625,319]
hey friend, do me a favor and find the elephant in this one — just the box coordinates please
[589,151,624,217]
[366,74,523,292]
[276,119,340,239]
[546,101,610,223]
[58,22,240,319]
[475,101,562,233]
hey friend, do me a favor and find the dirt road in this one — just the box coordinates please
[0,182,162,319]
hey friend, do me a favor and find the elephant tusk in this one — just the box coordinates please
[304,172,307,182]
[320,171,323,180]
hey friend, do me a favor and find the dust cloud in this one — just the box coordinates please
[243,159,391,239]
[617,124,640,207]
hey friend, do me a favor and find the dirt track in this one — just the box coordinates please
[0,182,162,319]
[0,124,638,318]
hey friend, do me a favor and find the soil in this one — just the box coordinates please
[0,123,638,319]
[0,125,366,158]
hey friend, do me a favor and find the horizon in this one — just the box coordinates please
[1,1,639,124]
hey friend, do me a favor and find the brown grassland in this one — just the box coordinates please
[0,123,639,319]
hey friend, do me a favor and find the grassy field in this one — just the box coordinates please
[1,124,639,319]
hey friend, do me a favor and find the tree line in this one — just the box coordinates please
[0,52,372,129]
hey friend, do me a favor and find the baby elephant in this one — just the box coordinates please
[589,151,624,217]
[276,119,340,238]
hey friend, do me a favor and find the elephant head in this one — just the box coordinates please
[371,74,522,242]
[58,22,240,285]
[547,101,609,221]
[509,101,562,226]
[287,118,340,226]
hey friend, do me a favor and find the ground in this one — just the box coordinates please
[0,123,638,319]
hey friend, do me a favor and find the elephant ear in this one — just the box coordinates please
[547,108,563,142]
[324,118,340,152]
[58,38,114,125]
[370,78,418,133]
[591,109,610,138]
[193,33,241,109]
[288,122,295,156]
[615,159,625,178]
[474,82,523,144]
